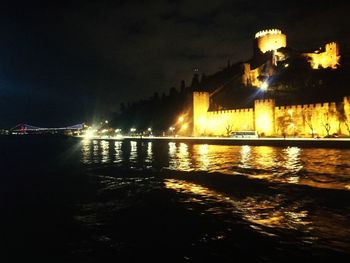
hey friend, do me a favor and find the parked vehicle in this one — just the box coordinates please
[230,131,259,138]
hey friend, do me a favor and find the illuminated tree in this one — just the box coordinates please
[302,108,315,137]
[276,113,292,137]
[225,122,234,136]
[336,104,346,134]
[321,108,335,137]
[336,103,350,135]
[345,121,350,135]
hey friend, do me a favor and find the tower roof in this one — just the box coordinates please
[255,29,282,39]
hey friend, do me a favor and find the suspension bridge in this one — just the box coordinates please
[10,123,84,134]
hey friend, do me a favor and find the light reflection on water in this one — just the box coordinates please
[130,141,137,163]
[164,179,311,234]
[164,178,350,251]
[114,141,122,164]
[101,140,110,163]
[80,140,350,190]
[79,139,350,253]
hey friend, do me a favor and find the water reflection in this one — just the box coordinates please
[239,145,251,169]
[283,147,302,183]
[253,146,277,172]
[79,140,350,190]
[130,141,137,163]
[92,140,99,163]
[100,140,110,163]
[197,144,209,170]
[164,178,350,252]
[114,141,122,164]
[177,143,191,170]
[145,142,153,168]
[168,142,177,169]
[168,142,191,171]
[81,139,91,164]
[164,179,311,235]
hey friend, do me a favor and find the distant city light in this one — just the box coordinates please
[130,128,136,132]
[105,120,109,124]
[148,128,152,132]
[115,128,121,133]
[84,130,94,139]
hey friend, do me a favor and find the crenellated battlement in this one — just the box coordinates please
[192,90,348,137]
[254,99,275,105]
[326,42,338,51]
[255,29,282,39]
[193,91,209,97]
[208,108,253,115]
[255,28,287,53]
[303,42,340,69]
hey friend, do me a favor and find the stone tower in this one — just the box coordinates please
[255,29,287,54]
[193,92,210,136]
[254,99,276,136]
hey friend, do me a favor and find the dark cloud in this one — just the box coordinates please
[0,0,349,127]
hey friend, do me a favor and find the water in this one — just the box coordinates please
[1,136,350,262]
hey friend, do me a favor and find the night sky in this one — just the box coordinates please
[0,0,349,128]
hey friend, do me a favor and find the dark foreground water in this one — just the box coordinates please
[1,136,350,262]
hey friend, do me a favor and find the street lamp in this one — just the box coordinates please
[260,81,268,91]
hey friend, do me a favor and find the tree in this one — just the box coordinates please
[225,122,234,136]
[336,103,350,135]
[302,108,315,137]
[276,113,292,137]
[321,108,335,137]
[345,121,350,135]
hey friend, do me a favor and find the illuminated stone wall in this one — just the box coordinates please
[344,96,350,119]
[343,96,350,135]
[254,99,275,136]
[242,61,275,88]
[193,91,350,137]
[206,109,254,136]
[275,102,339,137]
[242,63,263,87]
[193,92,210,136]
[303,42,340,69]
[255,29,287,53]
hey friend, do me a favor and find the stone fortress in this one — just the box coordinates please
[192,29,349,137]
